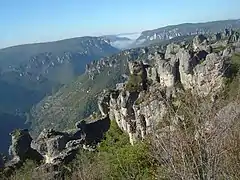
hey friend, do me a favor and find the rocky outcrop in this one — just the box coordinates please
[105,85,172,144]
[133,87,169,138]
[1,129,43,176]
[98,90,111,116]
[228,31,240,44]
[98,33,236,144]
[211,29,240,50]
[165,43,181,59]
[3,115,110,169]
[31,129,84,165]
[31,115,110,165]
[178,51,226,96]
[1,116,110,178]
[8,129,32,160]
[222,46,235,57]
[6,129,43,168]
[193,34,208,51]
[149,43,227,96]
[108,91,139,144]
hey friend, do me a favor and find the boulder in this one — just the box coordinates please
[8,129,43,163]
[31,129,84,164]
[8,129,32,159]
[193,34,208,51]
[31,115,110,165]
[4,129,43,171]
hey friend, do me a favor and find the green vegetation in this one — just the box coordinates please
[135,96,144,105]
[230,53,240,75]
[223,53,240,101]
[199,58,205,64]
[212,45,226,53]
[30,44,166,135]
[0,37,118,69]
[69,121,155,180]
[125,74,143,92]
[0,37,118,115]
[223,52,240,97]
[82,96,99,118]
[30,52,129,135]
[0,160,36,180]
[4,121,156,180]
[11,129,22,139]
[0,36,119,152]
[12,160,36,180]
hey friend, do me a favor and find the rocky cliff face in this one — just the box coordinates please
[2,116,110,173]
[5,129,43,171]
[135,19,240,47]
[98,30,240,144]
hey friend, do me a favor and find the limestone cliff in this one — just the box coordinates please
[98,32,240,144]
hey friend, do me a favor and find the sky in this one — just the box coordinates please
[0,0,239,48]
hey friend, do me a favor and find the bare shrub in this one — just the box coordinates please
[150,85,240,180]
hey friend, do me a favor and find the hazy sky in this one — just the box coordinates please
[0,0,239,48]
